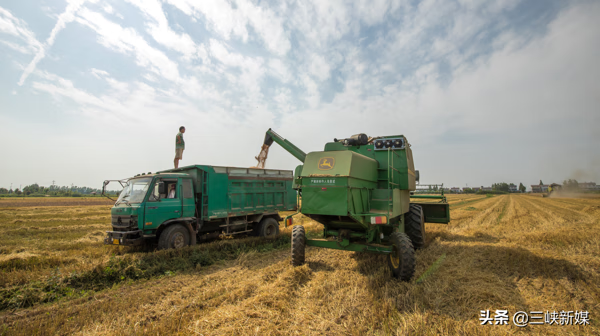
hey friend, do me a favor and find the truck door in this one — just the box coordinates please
[145,178,182,228]
[181,178,195,217]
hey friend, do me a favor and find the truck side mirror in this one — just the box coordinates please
[158,181,166,194]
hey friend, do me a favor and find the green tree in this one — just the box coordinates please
[539,180,544,185]
[0,188,8,194]
[519,183,526,192]
[492,182,509,192]
[15,188,22,195]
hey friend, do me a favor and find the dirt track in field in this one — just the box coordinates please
[0,194,599,335]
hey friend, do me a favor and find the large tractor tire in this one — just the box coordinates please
[257,217,280,238]
[387,232,415,281]
[405,204,426,249]
[158,224,190,250]
[291,225,306,266]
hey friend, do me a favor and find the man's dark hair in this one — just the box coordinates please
[179,126,185,131]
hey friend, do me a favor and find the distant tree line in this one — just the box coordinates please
[0,183,120,197]
[460,182,526,194]
[562,179,580,191]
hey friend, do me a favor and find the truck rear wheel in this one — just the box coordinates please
[258,217,280,238]
[387,232,415,281]
[291,225,305,266]
[406,204,426,249]
[158,224,190,250]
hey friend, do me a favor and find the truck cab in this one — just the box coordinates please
[105,173,196,248]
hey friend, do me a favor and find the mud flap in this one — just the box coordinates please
[412,202,450,224]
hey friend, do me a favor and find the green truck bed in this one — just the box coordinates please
[159,165,297,220]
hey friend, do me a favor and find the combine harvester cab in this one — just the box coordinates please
[258,129,450,281]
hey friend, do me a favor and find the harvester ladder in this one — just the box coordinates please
[387,148,402,216]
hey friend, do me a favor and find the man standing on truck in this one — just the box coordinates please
[174,126,185,168]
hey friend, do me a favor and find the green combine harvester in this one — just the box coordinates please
[258,129,450,280]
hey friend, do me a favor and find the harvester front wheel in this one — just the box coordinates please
[158,224,190,250]
[406,204,426,249]
[291,225,306,266]
[387,232,415,281]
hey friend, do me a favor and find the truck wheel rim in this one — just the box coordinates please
[390,246,400,268]
[266,224,274,236]
[173,232,185,248]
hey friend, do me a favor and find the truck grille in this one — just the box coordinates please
[111,215,138,232]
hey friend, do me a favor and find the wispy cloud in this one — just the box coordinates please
[0,7,42,53]
[165,0,290,56]
[76,8,181,82]
[18,0,91,86]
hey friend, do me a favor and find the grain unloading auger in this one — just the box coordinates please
[255,129,450,280]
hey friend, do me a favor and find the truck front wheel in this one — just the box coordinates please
[158,224,190,250]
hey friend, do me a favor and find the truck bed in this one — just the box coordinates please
[159,165,297,220]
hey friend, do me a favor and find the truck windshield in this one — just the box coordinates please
[116,178,152,204]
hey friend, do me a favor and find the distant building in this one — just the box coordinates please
[531,185,550,193]
[579,182,597,191]
[451,187,462,193]
[509,184,518,192]
[472,187,481,192]
[482,187,492,192]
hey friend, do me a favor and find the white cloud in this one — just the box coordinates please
[0,7,42,53]
[355,0,390,26]
[125,0,200,60]
[18,0,92,86]
[235,0,290,56]
[291,0,352,49]
[0,39,33,54]
[102,4,113,14]
[166,0,248,41]
[90,68,109,78]
[308,53,331,82]
[76,9,181,82]
[165,0,290,56]
[267,58,291,83]
[208,39,265,96]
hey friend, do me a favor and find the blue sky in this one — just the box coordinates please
[0,0,598,190]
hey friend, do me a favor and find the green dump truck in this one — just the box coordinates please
[102,165,297,249]
[259,129,450,281]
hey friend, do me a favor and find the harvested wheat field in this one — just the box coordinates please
[0,195,598,335]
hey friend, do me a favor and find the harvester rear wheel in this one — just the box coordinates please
[406,204,426,249]
[291,225,306,266]
[258,218,280,238]
[387,232,415,281]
